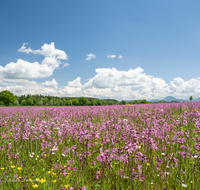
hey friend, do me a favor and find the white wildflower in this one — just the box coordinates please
[182,184,187,188]
[161,153,165,156]
[123,176,129,179]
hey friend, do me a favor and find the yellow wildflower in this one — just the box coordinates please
[10,162,12,164]
[29,178,32,181]
[52,172,56,175]
[147,163,150,166]
[1,168,5,170]
[47,171,51,174]
[44,154,47,157]
[65,184,70,188]
[40,178,46,183]
[11,165,15,169]
[53,180,57,183]
[35,178,40,182]
[17,167,22,171]
[32,184,39,188]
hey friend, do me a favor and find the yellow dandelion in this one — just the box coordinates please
[1,168,5,170]
[65,184,70,188]
[10,162,12,164]
[40,179,46,183]
[32,184,39,188]
[11,165,15,169]
[17,167,22,171]
[53,180,57,183]
[35,178,40,182]
[41,159,43,161]
[147,163,150,166]
[44,154,47,157]
[52,172,56,175]
[29,178,32,181]
[47,171,51,174]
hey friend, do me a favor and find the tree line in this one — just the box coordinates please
[5,90,195,107]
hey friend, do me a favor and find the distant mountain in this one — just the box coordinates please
[162,96,185,102]
[128,96,200,103]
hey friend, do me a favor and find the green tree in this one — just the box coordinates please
[63,99,67,105]
[121,100,126,105]
[189,96,193,101]
[96,99,102,106]
[21,100,26,106]
[53,99,58,106]
[49,99,54,106]
[72,98,79,106]
[107,101,113,105]
[42,98,49,105]
[91,99,97,106]
[0,90,15,106]
[78,97,89,106]
[140,99,148,104]
[13,99,19,106]
[37,100,43,106]
[26,98,34,105]
[66,100,72,106]
[59,99,64,106]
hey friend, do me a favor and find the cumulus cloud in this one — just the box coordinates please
[0,42,69,80]
[58,67,171,100]
[107,54,116,58]
[85,53,96,61]
[0,85,24,94]
[18,42,68,60]
[43,78,58,88]
[118,55,123,58]
[0,59,53,79]
[58,67,200,100]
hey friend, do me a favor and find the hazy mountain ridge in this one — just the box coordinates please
[149,96,200,102]
[126,96,200,103]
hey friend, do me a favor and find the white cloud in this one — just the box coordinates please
[62,63,70,68]
[118,55,123,58]
[0,59,53,79]
[0,42,69,80]
[43,78,58,88]
[85,53,96,61]
[107,54,116,58]
[18,42,68,60]
[58,67,171,100]
[0,85,24,94]
[58,67,200,100]
[67,77,82,87]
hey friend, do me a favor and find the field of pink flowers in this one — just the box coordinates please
[0,102,200,190]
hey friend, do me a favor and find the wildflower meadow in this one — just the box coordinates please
[0,102,200,189]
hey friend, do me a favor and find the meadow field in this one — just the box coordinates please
[0,102,200,190]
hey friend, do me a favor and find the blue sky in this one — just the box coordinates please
[0,0,200,101]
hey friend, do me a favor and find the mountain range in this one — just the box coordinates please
[126,96,200,103]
